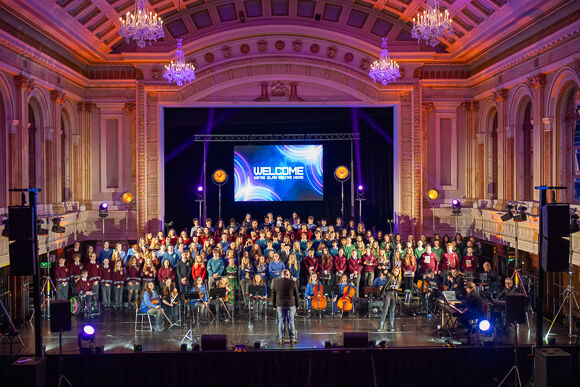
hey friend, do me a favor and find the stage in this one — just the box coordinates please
[1,309,578,387]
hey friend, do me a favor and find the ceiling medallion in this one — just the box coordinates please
[119,0,164,48]
[163,39,196,87]
[411,0,454,47]
[368,38,400,86]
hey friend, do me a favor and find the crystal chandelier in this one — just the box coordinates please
[163,39,196,87]
[119,0,164,48]
[411,0,454,47]
[368,38,400,86]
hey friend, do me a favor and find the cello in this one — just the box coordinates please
[311,283,327,310]
[337,282,355,312]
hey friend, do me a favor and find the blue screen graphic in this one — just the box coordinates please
[234,145,323,201]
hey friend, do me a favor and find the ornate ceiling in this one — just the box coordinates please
[0,0,573,65]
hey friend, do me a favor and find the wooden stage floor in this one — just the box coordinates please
[1,307,574,355]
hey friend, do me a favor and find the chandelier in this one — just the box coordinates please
[368,38,400,86]
[411,0,454,47]
[119,0,164,48]
[163,39,196,87]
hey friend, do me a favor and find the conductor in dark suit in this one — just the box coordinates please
[272,269,299,344]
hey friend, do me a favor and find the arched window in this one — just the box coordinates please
[490,110,498,199]
[28,103,37,189]
[520,101,533,201]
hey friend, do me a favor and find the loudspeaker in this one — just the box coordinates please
[8,206,34,241]
[343,332,368,348]
[542,204,570,238]
[9,357,46,387]
[49,300,71,333]
[201,334,227,351]
[9,240,36,276]
[505,294,527,324]
[542,236,569,272]
[535,348,571,387]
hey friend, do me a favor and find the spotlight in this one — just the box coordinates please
[324,340,332,349]
[78,324,95,353]
[133,344,142,352]
[51,217,65,233]
[98,202,109,218]
[427,189,439,200]
[122,192,133,204]
[451,199,462,216]
[357,185,364,191]
[37,219,48,235]
[180,343,188,352]
[211,169,228,186]
[334,166,350,182]
[513,205,527,222]
[478,320,491,332]
[197,186,204,192]
[192,343,200,352]
[501,203,514,222]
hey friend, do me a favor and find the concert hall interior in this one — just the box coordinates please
[0,0,579,386]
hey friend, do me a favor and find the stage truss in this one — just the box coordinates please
[193,133,360,142]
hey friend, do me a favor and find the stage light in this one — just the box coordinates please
[478,320,491,332]
[192,343,200,352]
[253,341,261,350]
[212,169,228,185]
[99,202,109,218]
[513,205,527,222]
[37,219,48,235]
[324,340,332,349]
[427,189,439,200]
[451,199,462,216]
[51,217,65,233]
[334,165,350,182]
[78,324,95,353]
[133,344,142,352]
[501,203,514,222]
[197,186,204,192]
[122,192,133,204]
[180,343,188,352]
[357,185,364,191]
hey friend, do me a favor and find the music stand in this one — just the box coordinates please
[180,292,200,344]
[209,288,229,324]
[248,285,266,320]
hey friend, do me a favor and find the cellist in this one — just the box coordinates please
[378,267,401,332]
[333,274,355,316]
[304,272,325,314]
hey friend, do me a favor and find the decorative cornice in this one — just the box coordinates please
[422,102,434,113]
[77,101,94,113]
[461,101,471,112]
[50,90,66,104]
[124,102,136,113]
[528,73,546,89]
[14,74,34,92]
[493,89,508,103]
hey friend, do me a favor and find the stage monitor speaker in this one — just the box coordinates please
[535,348,571,387]
[9,240,36,276]
[201,334,227,351]
[541,236,569,272]
[505,294,527,324]
[49,300,71,333]
[8,206,34,241]
[343,332,368,348]
[9,356,46,387]
[542,204,570,238]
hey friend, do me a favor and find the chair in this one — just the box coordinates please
[135,301,152,332]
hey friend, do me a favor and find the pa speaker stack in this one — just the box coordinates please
[8,206,36,276]
[541,204,569,272]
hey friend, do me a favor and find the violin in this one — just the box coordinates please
[170,287,179,304]
[311,283,327,311]
[337,282,355,312]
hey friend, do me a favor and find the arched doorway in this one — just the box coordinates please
[517,99,533,201]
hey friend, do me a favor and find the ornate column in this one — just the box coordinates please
[422,101,434,232]
[50,90,65,204]
[529,73,546,201]
[493,88,508,204]
[11,75,34,205]
[77,101,94,204]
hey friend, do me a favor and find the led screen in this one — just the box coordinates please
[234,145,323,201]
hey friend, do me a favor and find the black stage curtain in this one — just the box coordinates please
[4,345,575,387]
[164,107,394,231]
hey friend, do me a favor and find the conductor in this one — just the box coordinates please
[272,269,300,344]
